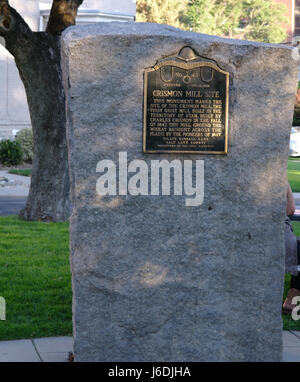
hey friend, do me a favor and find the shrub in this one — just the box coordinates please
[0,139,23,166]
[15,128,34,162]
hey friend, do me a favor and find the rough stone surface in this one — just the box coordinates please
[62,22,299,362]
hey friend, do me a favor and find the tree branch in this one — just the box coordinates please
[46,0,84,35]
[0,0,34,58]
[0,0,32,36]
[0,0,11,31]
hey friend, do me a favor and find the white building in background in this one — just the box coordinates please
[0,0,136,139]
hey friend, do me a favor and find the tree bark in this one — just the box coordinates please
[15,34,70,222]
[0,0,83,221]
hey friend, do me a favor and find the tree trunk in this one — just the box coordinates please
[0,0,83,221]
[16,34,70,221]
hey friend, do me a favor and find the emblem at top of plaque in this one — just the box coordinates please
[143,46,229,154]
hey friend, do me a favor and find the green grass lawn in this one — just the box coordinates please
[288,158,300,192]
[0,215,298,340]
[8,168,32,177]
[0,216,71,340]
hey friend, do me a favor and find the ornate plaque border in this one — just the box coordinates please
[143,48,229,155]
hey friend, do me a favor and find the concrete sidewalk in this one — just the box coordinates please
[0,170,30,197]
[0,336,73,362]
[283,331,300,362]
[0,332,299,362]
[0,170,29,215]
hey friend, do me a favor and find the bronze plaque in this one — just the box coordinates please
[143,46,229,154]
